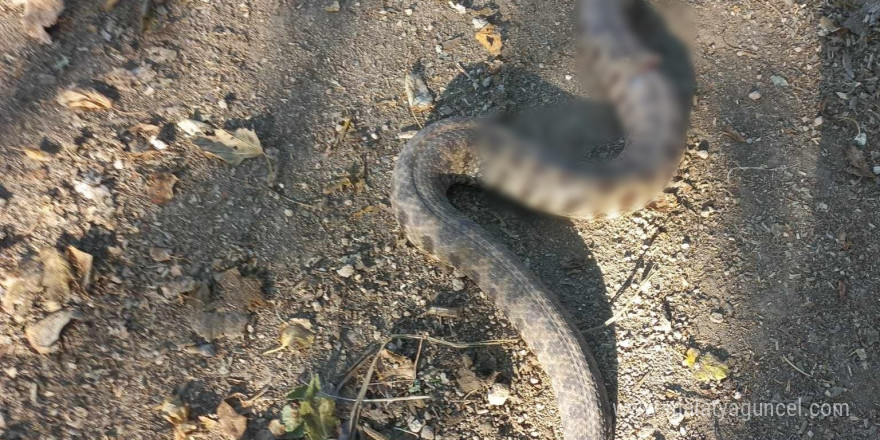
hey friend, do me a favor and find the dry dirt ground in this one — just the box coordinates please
[1,0,879,439]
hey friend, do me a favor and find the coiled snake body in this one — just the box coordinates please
[391,1,687,438]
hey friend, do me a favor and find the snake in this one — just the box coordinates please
[390,0,689,438]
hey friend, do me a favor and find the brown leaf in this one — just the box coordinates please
[845,145,876,178]
[216,401,247,440]
[19,0,63,44]
[66,245,93,290]
[147,172,178,204]
[216,268,265,311]
[25,309,77,354]
[838,279,847,301]
[56,88,113,111]
[376,349,416,382]
[475,24,502,56]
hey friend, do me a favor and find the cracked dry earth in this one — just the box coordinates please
[0,0,879,439]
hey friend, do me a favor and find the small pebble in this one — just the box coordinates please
[487,383,510,406]
[420,425,436,440]
[452,278,465,291]
[336,265,355,278]
[854,132,867,146]
[748,90,762,100]
[472,17,488,29]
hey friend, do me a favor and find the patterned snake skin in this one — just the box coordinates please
[391,1,688,438]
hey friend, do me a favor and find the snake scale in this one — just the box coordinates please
[391,0,688,438]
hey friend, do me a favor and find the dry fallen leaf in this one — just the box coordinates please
[376,349,416,382]
[263,318,315,355]
[17,0,63,44]
[475,24,502,56]
[216,401,247,440]
[147,172,178,204]
[39,247,72,309]
[25,309,78,354]
[23,147,52,162]
[56,88,113,111]
[216,268,265,311]
[845,145,876,178]
[177,120,263,166]
[158,396,197,440]
[66,245,93,290]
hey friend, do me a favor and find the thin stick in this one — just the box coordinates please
[388,333,518,348]
[409,106,424,129]
[341,338,390,440]
[412,336,425,388]
[781,355,812,377]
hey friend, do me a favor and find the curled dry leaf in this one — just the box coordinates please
[39,247,72,309]
[263,318,315,355]
[176,119,263,166]
[216,401,247,440]
[147,172,178,204]
[404,71,434,110]
[158,396,197,440]
[216,268,265,311]
[376,349,416,381]
[845,145,876,178]
[475,24,502,56]
[56,88,113,111]
[17,0,63,44]
[65,245,93,290]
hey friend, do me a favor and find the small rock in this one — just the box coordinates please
[855,348,867,361]
[408,419,424,433]
[449,2,466,14]
[695,150,709,159]
[487,383,510,406]
[336,265,355,278]
[748,90,762,100]
[324,0,340,12]
[452,278,465,291]
[472,17,489,29]
[854,132,867,146]
[709,312,724,323]
[668,411,685,428]
[404,8,413,15]
[25,309,79,354]
[769,75,789,87]
[420,425,436,440]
